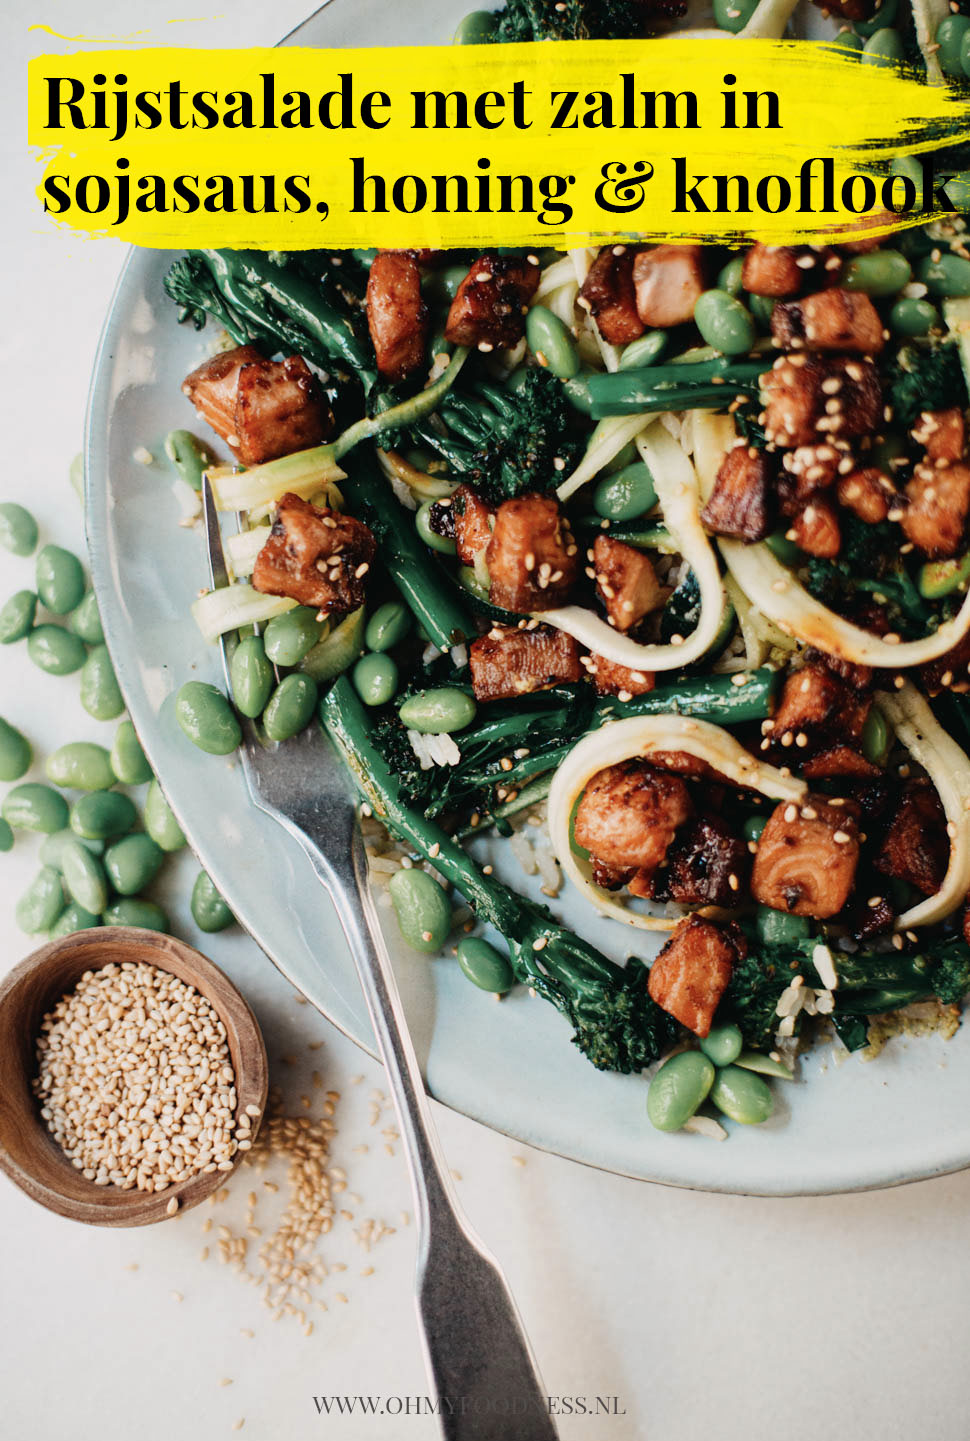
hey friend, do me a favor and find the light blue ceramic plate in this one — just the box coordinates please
[84,0,970,1194]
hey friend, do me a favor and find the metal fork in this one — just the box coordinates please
[202,480,558,1441]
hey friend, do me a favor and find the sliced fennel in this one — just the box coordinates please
[209,448,345,514]
[192,584,297,644]
[334,346,469,460]
[298,606,365,682]
[557,413,658,502]
[224,524,270,580]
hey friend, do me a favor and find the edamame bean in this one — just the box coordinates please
[60,836,109,915]
[416,502,457,555]
[561,371,596,415]
[144,779,186,851]
[230,635,274,719]
[525,305,580,379]
[743,814,767,843]
[0,502,38,557]
[164,429,214,491]
[46,742,115,792]
[80,645,125,721]
[70,789,137,840]
[712,0,758,30]
[765,529,801,566]
[41,829,104,871]
[299,606,365,682]
[734,1050,795,1080]
[755,905,811,945]
[709,1065,774,1124]
[943,172,970,212]
[830,29,864,52]
[263,674,318,741]
[694,290,756,356]
[365,602,411,653]
[842,250,911,297]
[28,624,86,675]
[0,818,13,852]
[593,462,657,521]
[191,870,235,932]
[603,440,638,474]
[861,707,891,765]
[618,331,668,370]
[646,1051,715,1132]
[699,1023,744,1067]
[890,155,923,189]
[861,27,904,64]
[175,681,242,756]
[456,565,491,602]
[110,721,152,785]
[919,551,970,599]
[3,783,69,834]
[16,868,65,933]
[855,0,897,33]
[935,12,970,75]
[0,717,31,781]
[102,898,169,933]
[454,8,497,41]
[747,293,775,330]
[717,256,745,296]
[918,251,970,298]
[456,936,514,993]
[399,688,476,734]
[963,27,970,76]
[889,296,940,338]
[388,869,452,953]
[104,833,165,895]
[263,606,323,666]
[67,591,104,645]
[353,653,399,707]
[36,544,85,615]
[0,590,37,644]
[50,902,100,937]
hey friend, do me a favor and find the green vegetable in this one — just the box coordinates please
[587,357,764,418]
[561,371,596,415]
[889,297,940,338]
[388,868,453,953]
[919,552,970,599]
[353,652,399,707]
[699,1023,744,1067]
[0,818,13,852]
[36,545,85,615]
[593,462,657,521]
[164,429,214,492]
[0,502,38,556]
[526,305,580,379]
[41,829,104,871]
[175,681,242,755]
[28,625,86,675]
[191,870,235,932]
[854,0,897,32]
[80,645,125,721]
[299,606,367,682]
[713,0,759,30]
[860,707,891,766]
[963,27,970,76]
[454,8,498,41]
[49,902,100,937]
[918,253,970,299]
[830,30,864,53]
[105,833,166,896]
[618,331,667,369]
[710,1066,774,1124]
[0,717,31,781]
[46,742,115,792]
[935,13,970,74]
[3,783,69,834]
[734,1051,795,1080]
[842,250,911,297]
[230,635,275,718]
[755,906,811,945]
[263,674,318,741]
[748,292,776,330]
[693,289,756,356]
[883,339,968,428]
[69,790,137,840]
[60,836,109,915]
[144,778,186,851]
[493,0,663,41]
[717,256,745,295]
[399,687,477,734]
[861,27,904,64]
[365,602,412,653]
[263,606,323,666]
[110,721,152,785]
[743,814,768,843]
[17,868,65,933]
[647,1051,716,1132]
[456,936,515,993]
[0,590,37,644]
[102,898,169,932]
[416,501,457,555]
[67,592,104,645]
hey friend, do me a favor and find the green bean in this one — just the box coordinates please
[694,289,756,356]
[3,783,69,834]
[456,936,514,993]
[144,778,186,851]
[104,833,166,896]
[102,898,169,933]
[164,429,214,491]
[842,250,911,297]
[365,602,412,653]
[80,645,125,721]
[593,462,657,521]
[388,869,452,953]
[67,591,104,645]
[618,331,668,370]
[175,681,242,755]
[889,296,940,338]
[454,8,497,42]
[699,1023,744,1067]
[16,868,66,933]
[861,27,904,65]
[399,688,476,734]
[854,0,897,32]
[0,818,13,852]
[353,653,399,707]
[561,371,596,415]
[0,590,37,644]
[0,717,31,781]
[734,1051,795,1080]
[60,837,109,916]
[230,635,274,719]
[709,1065,774,1124]
[36,545,85,615]
[646,1051,715,1132]
[262,606,324,666]
[0,503,38,556]
[191,870,235,932]
[918,252,970,298]
[46,742,115,792]
[27,624,86,675]
[110,721,153,785]
[300,606,366,683]
[712,0,759,29]
[935,13,970,75]
[755,905,811,945]
[525,305,580,379]
[717,256,745,296]
[263,673,318,741]
[416,502,457,555]
[41,830,104,870]
[860,707,891,766]
[70,790,137,840]
[50,901,100,937]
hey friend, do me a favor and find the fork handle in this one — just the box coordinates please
[300,830,558,1441]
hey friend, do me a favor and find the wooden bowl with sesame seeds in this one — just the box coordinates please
[0,927,268,1226]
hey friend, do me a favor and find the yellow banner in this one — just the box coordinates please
[27,39,970,249]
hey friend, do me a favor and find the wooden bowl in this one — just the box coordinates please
[0,927,268,1227]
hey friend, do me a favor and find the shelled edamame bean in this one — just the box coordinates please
[353,652,399,707]
[842,250,911,297]
[918,252,970,298]
[399,688,476,734]
[70,789,137,840]
[0,503,38,556]
[617,331,667,370]
[104,833,166,896]
[0,717,31,781]
[861,27,904,65]
[889,297,940,338]
[710,1065,774,1124]
[712,0,759,30]
[699,1023,744,1068]
[388,868,452,952]
[935,13,970,76]
[164,429,214,492]
[102,898,169,932]
[263,673,318,741]
[694,289,756,356]
[175,681,242,755]
[46,742,115,792]
[453,9,497,42]
[0,590,37,644]
[525,305,580,379]
[647,1051,715,1132]
[36,545,85,615]
[456,936,514,993]
[3,783,69,834]
[191,871,235,932]
[16,868,65,933]
[50,902,100,937]
[593,462,657,521]
[365,601,411,653]
[60,836,109,916]
[41,830,104,870]
[80,645,125,721]
[67,591,104,645]
[110,721,152,785]
[230,635,274,719]
[0,819,13,853]
[144,778,186,851]
[27,625,86,675]
[263,606,324,666]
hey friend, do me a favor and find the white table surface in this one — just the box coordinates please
[6,5,970,1438]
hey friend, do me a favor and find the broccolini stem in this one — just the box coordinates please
[587,359,765,418]
[335,349,470,459]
